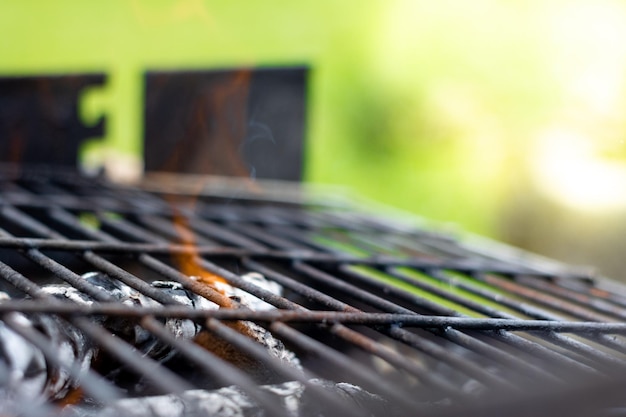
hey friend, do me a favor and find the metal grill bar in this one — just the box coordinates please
[0,237,571,275]
[0,258,198,396]
[0,206,308,411]
[246,261,580,386]
[268,321,433,412]
[0,166,625,416]
[379,268,626,370]
[291,263,520,388]
[0,178,431,413]
[291,262,600,376]
[2,302,626,333]
[59,198,468,396]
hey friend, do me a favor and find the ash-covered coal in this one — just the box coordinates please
[0,272,394,416]
[42,272,300,369]
[62,379,391,417]
[47,272,301,393]
[0,272,302,407]
[43,272,217,363]
[0,305,96,413]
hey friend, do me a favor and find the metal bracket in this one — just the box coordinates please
[143,67,308,181]
[0,67,307,181]
[0,74,106,167]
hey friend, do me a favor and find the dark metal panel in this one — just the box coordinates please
[143,67,308,181]
[0,74,106,167]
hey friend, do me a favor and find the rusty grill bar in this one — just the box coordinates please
[0,164,626,416]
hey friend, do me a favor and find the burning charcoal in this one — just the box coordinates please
[28,272,304,403]
[0,309,96,410]
[214,272,283,311]
[186,272,301,384]
[43,273,219,363]
[45,272,300,369]
[62,379,391,417]
[0,315,47,408]
[212,273,301,369]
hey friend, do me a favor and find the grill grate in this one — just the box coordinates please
[0,164,626,416]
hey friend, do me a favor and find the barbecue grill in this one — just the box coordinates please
[2,69,626,417]
[0,163,625,417]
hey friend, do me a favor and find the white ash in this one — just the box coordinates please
[41,273,215,363]
[0,316,47,409]
[213,273,300,369]
[0,273,395,416]
[63,379,390,417]
[42,272,300,368]
[244,321,300,369]
[0,307,96,411]
[0,271,299,410]
[212,272,283,311]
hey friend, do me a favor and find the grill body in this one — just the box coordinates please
[0,165,625,416]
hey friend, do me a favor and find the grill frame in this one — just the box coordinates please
[0,164,625,416]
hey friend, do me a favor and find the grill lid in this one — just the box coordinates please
[0,164,625,416]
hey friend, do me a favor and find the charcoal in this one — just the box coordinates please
[213,272,283,311]
[214,273,300,370]
[43,272,300,368]
[0,272,306,410]
[0,310,96,411]
[62,379,391,417]
[0,315,47,410]
[42,272,218,362]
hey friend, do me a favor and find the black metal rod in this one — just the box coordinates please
[337,264,607,374]
[327,322,468,395]
[240,260,469,393]
[85,211,449,407]
[3,166,626,414]
[15,204,325,413]
[383,268,626,371]
[464,271,626,353]
[242,258,355,311]
[269,321,429,412]
[2,301,624,334]
[0,234,587,277]
[72,316,196,395]
[293,262,579,384]
[247,247,600,380]
[514,275,626,320]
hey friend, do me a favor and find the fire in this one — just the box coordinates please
[159,68,262,309]
[167,196,263,347]
[56,388,84,408]
[170,204,230,298]
[170,208,260,348]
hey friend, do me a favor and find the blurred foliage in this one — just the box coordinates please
[2,0,626,271]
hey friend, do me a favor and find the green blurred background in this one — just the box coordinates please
[3,0,626,279]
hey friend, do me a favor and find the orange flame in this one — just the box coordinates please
[163,69,261,309]
[172,208,227,288]
[170,199,260,342]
